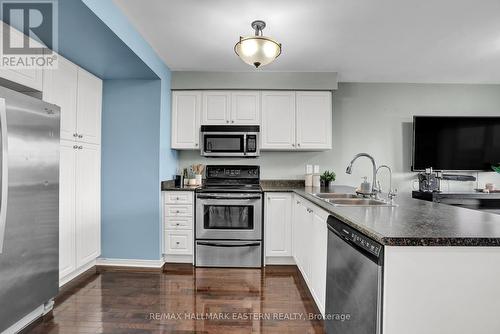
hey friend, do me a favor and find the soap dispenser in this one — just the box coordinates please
[359,177,371,194]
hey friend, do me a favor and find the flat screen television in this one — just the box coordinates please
[412,116,500,171]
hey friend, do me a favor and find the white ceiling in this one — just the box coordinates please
[114,0,500,83]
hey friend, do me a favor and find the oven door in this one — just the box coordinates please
[196,193,262,240]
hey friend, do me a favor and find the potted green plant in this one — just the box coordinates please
[492,164,500,175]
[321,170,336,188]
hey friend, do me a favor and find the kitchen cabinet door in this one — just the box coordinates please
[261,91,296,150]
[43,55,78,142]
[75,143,101,267]
[231,91,260,125]
[202,91,231,124]
[292,196,302,262]
[171,91,201,149]
[59,141,77,279]
[294,199,311,281]
[311,208,328,315]
[296,91,332,150]
[76,69,102,145]
[265,193,292,257]
[0,22,43,91]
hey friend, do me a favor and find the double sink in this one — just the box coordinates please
[313,193,396,207]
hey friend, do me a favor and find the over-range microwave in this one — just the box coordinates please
[200,125,260,157]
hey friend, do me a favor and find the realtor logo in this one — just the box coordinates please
[0,0,58,69]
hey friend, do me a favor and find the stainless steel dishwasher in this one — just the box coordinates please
[325,216,384,334]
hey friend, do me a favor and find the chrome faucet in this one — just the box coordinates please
[345,153,378,198]
[376,165,397,202]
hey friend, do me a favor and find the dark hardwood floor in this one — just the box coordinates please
[28,265,325,334]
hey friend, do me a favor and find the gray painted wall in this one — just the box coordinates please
[172,71,338,90]
[178,83,500,194]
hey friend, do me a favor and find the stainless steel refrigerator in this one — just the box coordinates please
[0,86,60,332]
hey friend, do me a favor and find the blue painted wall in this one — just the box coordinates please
[58,0,157,79]
[101,80,162,259]
[75,0,177,260]
[82,0,177,182]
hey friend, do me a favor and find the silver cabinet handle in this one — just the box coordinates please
[78,135,83,138]
[231,120,234,123]
[175,223,180,226]
[73,145,78,149]
[297,143,301,147]
[73,133,78,137]
[292,144,295,147]
[296,200,300,204]
[78,146,83,150]
[307,208,313,213]
[226,120,229,123]
[195,143,199,147]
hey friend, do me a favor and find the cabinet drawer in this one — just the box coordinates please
[165,217,193,230]
[164,230,193,255]
[165,205,193,217]
[164,192,193,204]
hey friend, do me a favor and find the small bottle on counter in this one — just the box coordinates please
[313,165,321,188]
[305,165,313,187]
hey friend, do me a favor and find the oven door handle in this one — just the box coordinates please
[196,195,261,200]
[197,241,261,248]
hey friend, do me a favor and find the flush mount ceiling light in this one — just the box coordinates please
[234,20,282,68]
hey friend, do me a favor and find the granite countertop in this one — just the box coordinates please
[269,184,500,247]
[161,180,200,191]
[161,179,500,246]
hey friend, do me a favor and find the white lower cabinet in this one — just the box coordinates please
[59,141,77,278]
[293,195,329,315]
[75,143,101,267]
[265,193,293,258]
[165,230,193,255]
[59,141,101,284]
[163,191,194,262]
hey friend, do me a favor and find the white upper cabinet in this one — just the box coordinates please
[76,69,102,144]
[172,90,333,151]
[0,22,43,91]
[231,91,260,125]
[202,91,231,124]
[261,91,296,150]
[296,91,332,150]
[171,91,201,149]
[43,56,78,142]
[265,193,292,257]
[43,58,102,145]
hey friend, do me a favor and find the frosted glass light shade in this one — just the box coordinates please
[234,36,281,68]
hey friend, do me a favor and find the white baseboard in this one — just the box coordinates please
[96,258,165,268]
[59,259,96,287]
[163,254,193,264]
[1,302,52,334]
[265,256,296,265]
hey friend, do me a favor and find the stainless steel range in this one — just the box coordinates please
[195,165,263,267]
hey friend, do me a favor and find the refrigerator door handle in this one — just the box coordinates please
[0,99,8,253]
